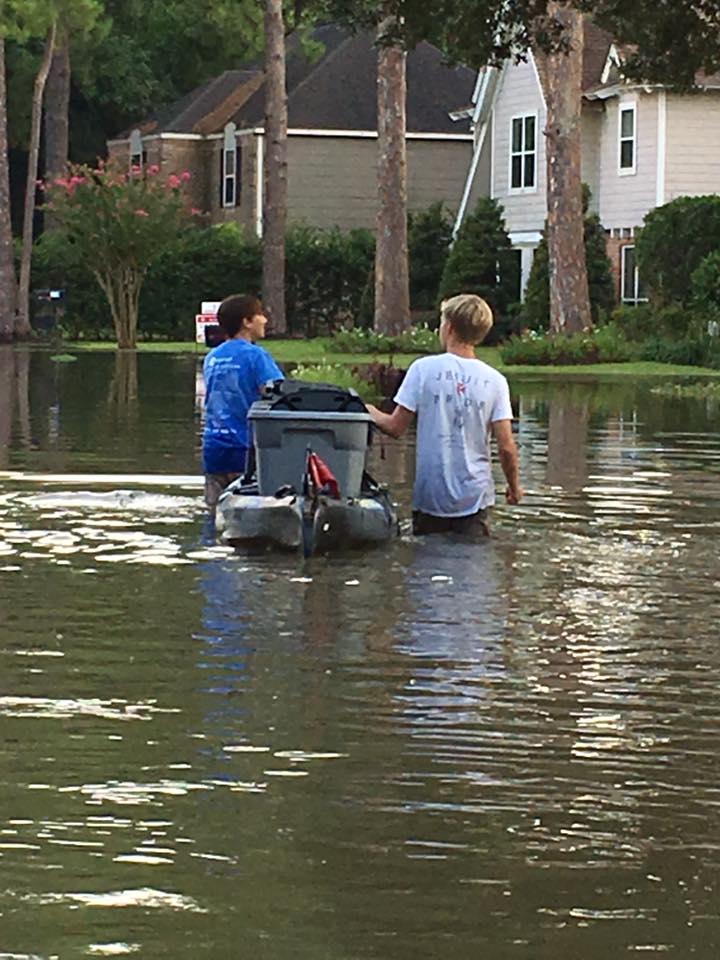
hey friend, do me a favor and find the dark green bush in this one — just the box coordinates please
[612,303,702,342]
[439,197,517,319]
[691,250,720,320]
[143,223,262,339]
[637,334,720,368]
[285,224,374,336]
[636,195,720,305]
[34,222,376,340]
[524,190,615,331]
[408,202,453,311]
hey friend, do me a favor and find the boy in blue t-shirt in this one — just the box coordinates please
[202,294,284,507]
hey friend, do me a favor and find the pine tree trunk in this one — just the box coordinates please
[0,345,13,467]
[14,347,31,450]
[262,0,287,335]
[375,19,410,336]
[43,29,70,231]
[0,40,17,342]
[545,4,591,335]
[16,21,57,338]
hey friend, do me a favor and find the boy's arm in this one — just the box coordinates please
[491,419,523,504]
[366,403,414,439]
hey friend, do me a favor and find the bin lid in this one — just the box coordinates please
[249,402,371,423]
[260,379,367,414]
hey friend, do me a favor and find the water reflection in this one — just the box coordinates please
[0,345,31,467]
[1,351,720,957]
[546,388,589,493]
[108,350,139,417]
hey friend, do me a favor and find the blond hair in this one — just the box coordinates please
[441,294,494,345]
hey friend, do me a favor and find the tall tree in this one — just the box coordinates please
[43,27,71,188]
[263,0,288,334]
[16,19,57,337]
[544,3,590,333]
[374,13,409,335]
[0,37,16,341]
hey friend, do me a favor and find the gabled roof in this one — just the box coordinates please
[118,23,475,139]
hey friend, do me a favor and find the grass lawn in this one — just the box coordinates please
[66,338,720,378]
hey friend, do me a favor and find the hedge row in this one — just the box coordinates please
[32,198,530,341]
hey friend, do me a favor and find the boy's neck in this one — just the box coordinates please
[446,341,477,360]
[233,329,253,342]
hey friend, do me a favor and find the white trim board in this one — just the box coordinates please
[109,127,473,146]
[656,90,667,207]
[509,231,543,245]
[255,134,264,239]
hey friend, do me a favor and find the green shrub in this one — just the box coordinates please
[408,202,453,311]
[292,362,374,398]
[328,327,394,354]
[392,323,439,354]
[285,224,374,336]
[439,197,517,319]
[524,189,615,331]
[691,250,720,320]
[612,303,701,342]
[637,334,720,368]
[636,195,720,305]
[33,222,376,341]
[501,325,635,366]
[142,223,261,339]
[327,322,438,355]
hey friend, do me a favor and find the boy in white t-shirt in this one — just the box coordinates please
[367,294,523,535]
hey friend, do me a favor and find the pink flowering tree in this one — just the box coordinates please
[43,162,193,348]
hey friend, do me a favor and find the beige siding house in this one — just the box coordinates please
[457,25,720,303]
[108,24,475,237]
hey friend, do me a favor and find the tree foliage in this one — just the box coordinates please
[525,188,615,330]
[408,202,453,312]
[42,161,193,346]
[636,195,720,306]
[439,197,517,318]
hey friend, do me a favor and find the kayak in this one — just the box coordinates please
[214,379,398,555]
[215,472,397,554]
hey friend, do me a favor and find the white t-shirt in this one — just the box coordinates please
[394,353,513,517]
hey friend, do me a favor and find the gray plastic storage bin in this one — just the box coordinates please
[249,403,372,497]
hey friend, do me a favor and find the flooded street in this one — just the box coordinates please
[1,347,719,958]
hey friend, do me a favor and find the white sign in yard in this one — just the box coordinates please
[195,301,222,344]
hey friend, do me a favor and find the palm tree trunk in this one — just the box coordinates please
[375,18,410,336]
[0,39,17,342]
[262,0,288,335]
[43,27,70,231]
[16,20,57,338]
[545,3,591,334]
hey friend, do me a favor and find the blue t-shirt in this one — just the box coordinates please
[202,338,284,474]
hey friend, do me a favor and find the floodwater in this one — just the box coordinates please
[1,346,719,959]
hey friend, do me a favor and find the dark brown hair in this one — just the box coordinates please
[217,294,262,337]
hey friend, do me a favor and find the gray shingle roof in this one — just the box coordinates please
[119,23,475,138]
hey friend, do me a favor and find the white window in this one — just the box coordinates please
[129,129,144,172]
[621,245,647,303]
[619,103,636,175]
[222,122,238,208]
[509,113,537,192]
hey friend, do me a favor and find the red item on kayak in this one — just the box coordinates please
[307,451,340,498]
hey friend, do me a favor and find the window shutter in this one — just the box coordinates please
[219,147,224,207]
[235,145,242,206]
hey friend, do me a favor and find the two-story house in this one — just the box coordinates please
[455,23,720,304]
[108,23,476,237]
